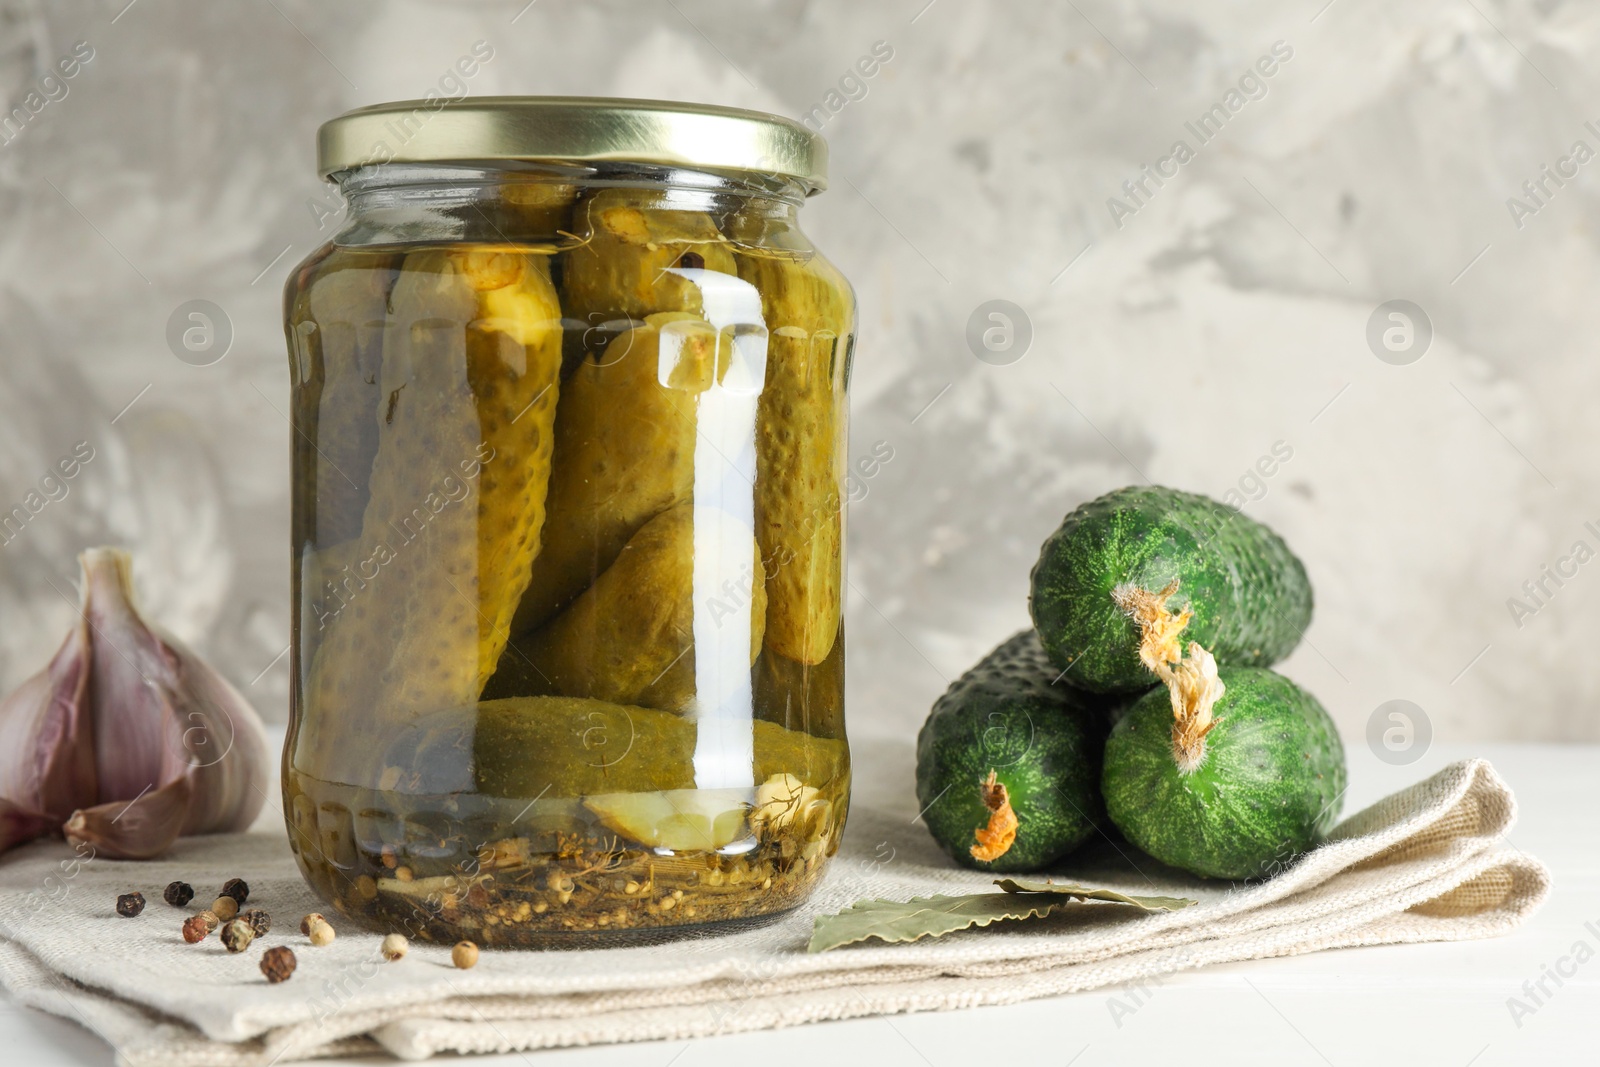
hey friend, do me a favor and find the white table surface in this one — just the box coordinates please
[4,741,1595,1067]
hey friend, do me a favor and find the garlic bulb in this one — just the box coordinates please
[0,548,269,858]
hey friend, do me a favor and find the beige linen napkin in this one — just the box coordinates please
[0,757,1548,1066]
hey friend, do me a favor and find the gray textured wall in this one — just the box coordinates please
[1,1,1593,749]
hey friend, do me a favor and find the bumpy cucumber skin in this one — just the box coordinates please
[1029,486,1313,693]
[1102,666,1345,880]
[915,631,1109,872]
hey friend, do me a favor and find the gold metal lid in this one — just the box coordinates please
[317,96,828,193]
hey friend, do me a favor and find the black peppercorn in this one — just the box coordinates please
[241,908,271,936]
[219,878,249,904]
[115,892,145,917]
[260,946,297,984]
[163,881,195,907]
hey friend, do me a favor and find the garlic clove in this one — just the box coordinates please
[63,775,192,860]
[163,629,271,836]
[81,547,193,804]
[0,612,97,852]
[78,548,269,842]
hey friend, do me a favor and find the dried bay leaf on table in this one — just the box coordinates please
[993,879,1199,912]
[807,894,1067,953]
[808,882,1197,953]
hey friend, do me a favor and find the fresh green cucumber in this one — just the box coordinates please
[1102,658,1345,880]
[1029,485,1312,693]
[915,631,1110,872]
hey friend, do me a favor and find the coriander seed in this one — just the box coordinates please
[241,908,272,936]
[211,895,239,922]
[220,877,250,904]
[220,918,255,953]
[182,914,209,943]
[260,946,296,984]
[115,892,145,918]
[451,940,478,969]
[381,933,408,961]
[162,881,195,908]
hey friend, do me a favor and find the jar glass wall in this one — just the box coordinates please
[281,153,853,944]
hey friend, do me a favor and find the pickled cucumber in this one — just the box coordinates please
[495,503,766,712]
[286,248,398,547]
[584,790,750,851]
[499,180,576,236]
[302,248,563,780]
[584,773,835,852]
[287,249,400,666]
[470,696,849,799]
[561,188,738,322]
[738,250,854,664]
[506,313,720,636]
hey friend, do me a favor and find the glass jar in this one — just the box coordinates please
[280,99,853,944]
